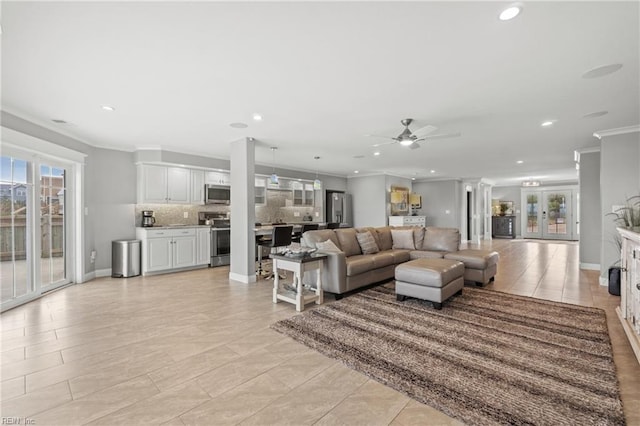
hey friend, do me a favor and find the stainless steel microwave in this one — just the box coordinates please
[205,184,231,204]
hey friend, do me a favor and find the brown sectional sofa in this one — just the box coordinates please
[302,226,498,298]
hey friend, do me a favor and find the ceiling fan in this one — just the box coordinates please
[370,118,461,150]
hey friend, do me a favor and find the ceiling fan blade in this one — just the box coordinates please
[407,142,420,150]
[371,140,398,148]
[423,132,461,140]
[411,124,438,138]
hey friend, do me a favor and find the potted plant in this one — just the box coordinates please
[499,202,509,216]
[606,195,640,295]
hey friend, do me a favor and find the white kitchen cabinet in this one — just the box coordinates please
[136,228,198,275]
[291,182,315,206]
[196,227,211,265]
[137,165,190,204]
[206,171,230,186]
[255,177,266,205]
[190,169,205,205]
[388,216,426,226]
[304,183,315,206]
[167,167,190,203]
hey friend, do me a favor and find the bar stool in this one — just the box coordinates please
[257,225,293,279]
[292,223,319,244]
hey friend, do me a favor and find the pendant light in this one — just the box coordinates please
[269,147,279,185]
[313,156,323,190]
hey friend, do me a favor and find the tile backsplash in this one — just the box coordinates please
[135,189,323,226]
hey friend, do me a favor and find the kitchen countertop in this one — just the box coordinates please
[137,225,211,229]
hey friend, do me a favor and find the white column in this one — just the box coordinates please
[229,137,256,283]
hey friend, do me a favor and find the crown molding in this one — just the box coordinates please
[593,125,640,140]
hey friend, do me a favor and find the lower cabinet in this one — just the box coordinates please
[492,215,516,239]
[137,228,200,274]
[196,228,211,265]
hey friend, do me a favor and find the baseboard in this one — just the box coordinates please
[599,275,608,287]
[229,272,257,284]
[95,268,112,278]
[579,263,600,271]
[83,271,96,282]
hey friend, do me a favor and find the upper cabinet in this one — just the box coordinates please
[255,177,266,205]
[190,169,205,205]
[206,171,230,186]
[137,165,197,204]
[291,181,315,206]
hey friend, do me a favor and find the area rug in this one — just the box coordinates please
[271,284,625,426]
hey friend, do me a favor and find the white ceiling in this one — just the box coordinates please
[2,1,639,185]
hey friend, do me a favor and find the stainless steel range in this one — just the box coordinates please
[199,212,230,267]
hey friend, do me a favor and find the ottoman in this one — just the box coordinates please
[395,258,464,309]
[444,249,499,286]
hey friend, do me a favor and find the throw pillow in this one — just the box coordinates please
[356,231,379,254]
[315,239,342,253]
[391,229,415,250]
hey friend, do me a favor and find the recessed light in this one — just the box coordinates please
[582,64,623,79]
[230,122,248,129]
[430,170,436,174]
[354,170,359,174]
[516,160,524,164]
[101,105,115,112]
[541,120,555,127]
[252,113,263,121]
[583,110,608,119]
[499,4,522,21]
[411,177,416,181]
[373,152,381,156]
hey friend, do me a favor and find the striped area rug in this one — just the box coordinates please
[271,284,625,425]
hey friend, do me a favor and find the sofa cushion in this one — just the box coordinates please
[302,230,341,249]
[391,229,415,250]
[409,250,446,260]
[375,227,394,251]
[335,228,362,257]
[356,231,379,254]
[369,252,395,269]
[345,255,374,276]
[316,239,342,253]
[445,249,499,269]
[422,227,460,252]
[387,249,411,264]
[395,258,465,288]
[412,227,425,250]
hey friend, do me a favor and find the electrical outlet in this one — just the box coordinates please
[315,212,319,217]
[293,212,300,217]
[90,250,96,263]
[183,212,188,218]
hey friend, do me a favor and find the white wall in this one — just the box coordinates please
[600,130,640,278]
[413,180,461,228]
[579,151,601,267]
[348,175,387,227]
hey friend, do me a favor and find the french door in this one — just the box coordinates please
[521,187,578,240]
[1,150,72,310]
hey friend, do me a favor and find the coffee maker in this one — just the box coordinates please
[141,210,155,227]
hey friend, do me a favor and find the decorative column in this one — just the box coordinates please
[229,137,256,283]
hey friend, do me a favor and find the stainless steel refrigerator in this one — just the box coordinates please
[326,191,352,226]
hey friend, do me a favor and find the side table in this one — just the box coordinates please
[270,253,327,312]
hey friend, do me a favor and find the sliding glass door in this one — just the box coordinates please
[1,156,35,305]
[1,151,72,310]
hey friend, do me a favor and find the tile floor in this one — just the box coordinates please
[1,239,639,425]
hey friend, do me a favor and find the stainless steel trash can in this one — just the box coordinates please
[112,240,141,278]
